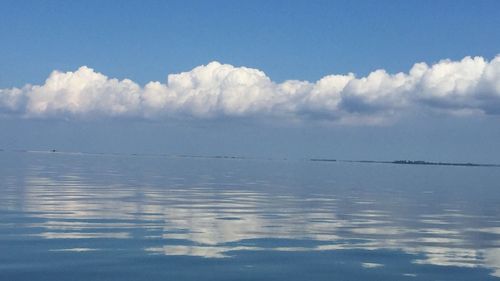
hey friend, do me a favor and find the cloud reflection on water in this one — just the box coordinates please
[2,156,500,278]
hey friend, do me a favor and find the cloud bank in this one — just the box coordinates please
[1,55,499,124]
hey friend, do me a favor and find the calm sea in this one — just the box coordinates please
[1,151,500,280]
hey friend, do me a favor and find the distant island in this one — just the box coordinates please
[310,158,500,167]
[390,160,495,167]
[310,158,337,162]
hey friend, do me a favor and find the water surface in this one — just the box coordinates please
[1,151,500,280]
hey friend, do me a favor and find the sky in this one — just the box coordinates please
[1,0,500,162]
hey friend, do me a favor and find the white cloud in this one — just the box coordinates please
[1,55,500,123]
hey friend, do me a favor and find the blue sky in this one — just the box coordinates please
[2,0,499,86]
[1,0,500,162]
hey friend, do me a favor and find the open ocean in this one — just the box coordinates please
[1,151,500,280]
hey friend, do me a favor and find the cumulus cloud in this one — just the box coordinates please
[1,55,500,124]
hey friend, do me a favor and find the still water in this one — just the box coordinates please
[1,151,500,280]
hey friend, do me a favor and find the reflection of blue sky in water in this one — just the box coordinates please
[1,152,500,280]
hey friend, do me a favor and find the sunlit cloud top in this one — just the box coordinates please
[1,55,499,124]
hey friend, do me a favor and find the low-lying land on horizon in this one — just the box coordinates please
[311,158,500,167]
[1,148,498,168]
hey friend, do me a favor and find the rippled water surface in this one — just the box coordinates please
[1,151,500,280]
